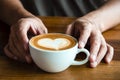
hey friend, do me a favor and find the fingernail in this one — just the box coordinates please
[91,55,96,62]
[79,42,85,48]
[106,58,111,63]
[90,62,97,68]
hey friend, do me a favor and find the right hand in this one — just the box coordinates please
[4,17,48,63]
[66,18,114,68]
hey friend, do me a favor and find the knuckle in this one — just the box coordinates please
[93,40,100,46]
[101,43,107,51]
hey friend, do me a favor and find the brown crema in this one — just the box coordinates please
[30,33,76,51]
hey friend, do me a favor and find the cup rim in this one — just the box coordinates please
[29,33,78,52]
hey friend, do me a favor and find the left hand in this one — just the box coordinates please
[66,18,114,68]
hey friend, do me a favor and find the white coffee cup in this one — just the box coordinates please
[29,33,90,73]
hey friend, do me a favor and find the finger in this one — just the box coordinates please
[30,19,48,34]
[104,44,114,63]
[17,22,34,63]
[89,33,101,62]
[19,32,32,63]
[35,23,48,34]
[9,34,26,62]
[25,54,33,64]
[78,25,91,48]
[12,33,26,58]
[90,37,107,68]
[10,25,27,61]
[13,20,29,53]
[66,23,73,35]
[17,22,29,51]
[38,20,48,34]
[10,22,30,62]
[18,18,37,35]
[4,44,17,60]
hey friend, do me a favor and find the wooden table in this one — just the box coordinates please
[0,16,120,80]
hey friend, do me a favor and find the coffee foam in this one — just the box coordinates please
[38,38,70,50]
[30,33,76,51]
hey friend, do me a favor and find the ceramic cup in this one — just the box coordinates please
[29,33,90,73]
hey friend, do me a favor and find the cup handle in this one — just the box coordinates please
[72,48,90,65]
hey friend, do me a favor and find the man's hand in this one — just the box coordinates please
[4,17,48,63]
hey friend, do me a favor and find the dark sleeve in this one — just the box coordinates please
[20,0,107,17]
[20,0,39,15]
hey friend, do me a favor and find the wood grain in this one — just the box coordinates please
[0,16,120,80]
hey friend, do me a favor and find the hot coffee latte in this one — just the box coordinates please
[29,33,90,73]
[30,33,76,50]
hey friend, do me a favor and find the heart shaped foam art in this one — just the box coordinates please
[37,38,70,50]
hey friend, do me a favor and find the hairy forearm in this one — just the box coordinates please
[81,0,120,32]
[0,0,34,25]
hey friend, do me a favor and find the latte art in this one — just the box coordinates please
[30,33,76,50]
[38,38,70,50]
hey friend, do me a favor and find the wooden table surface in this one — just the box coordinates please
[0,16,120,80]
